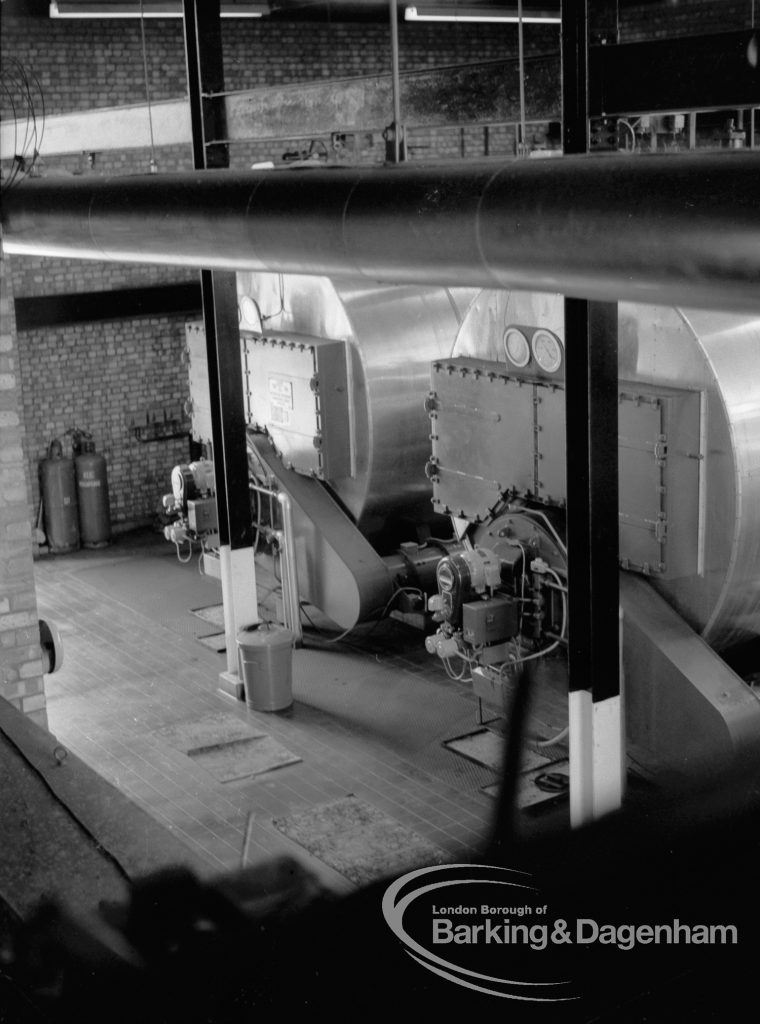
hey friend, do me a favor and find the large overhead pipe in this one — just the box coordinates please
[2,152,760,313]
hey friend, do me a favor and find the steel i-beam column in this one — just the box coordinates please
[388,0,406,162]
[562,0,625,826]
[183,0,258,693]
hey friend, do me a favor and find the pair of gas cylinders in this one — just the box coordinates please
[40,439,111,553]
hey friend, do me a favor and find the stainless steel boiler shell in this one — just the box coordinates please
[452,291,760,651]
[237,272,475,535]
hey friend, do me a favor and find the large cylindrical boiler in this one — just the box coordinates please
[237,272,476,537]
[451,290,760,652]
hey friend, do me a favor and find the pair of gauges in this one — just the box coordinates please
[504,326,564,373]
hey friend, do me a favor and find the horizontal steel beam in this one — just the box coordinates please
[589,31,760,117]
[3,151,760,313]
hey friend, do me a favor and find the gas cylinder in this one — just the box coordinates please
[75,440,111,549]
[40,441,79,554]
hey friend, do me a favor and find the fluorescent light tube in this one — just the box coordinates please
[405,5,560,23]
[50,2,264,17]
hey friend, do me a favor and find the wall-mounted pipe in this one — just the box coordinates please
[2,152,760,313]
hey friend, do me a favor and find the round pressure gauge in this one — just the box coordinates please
[503,327,531,368]
[531,329,563,373]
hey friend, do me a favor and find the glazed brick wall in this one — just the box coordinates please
[16,313,192,533]
[0,252,46,728]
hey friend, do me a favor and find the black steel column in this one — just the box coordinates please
[182,0,252,553]
[182,0,229,171]
[562,0,620,704]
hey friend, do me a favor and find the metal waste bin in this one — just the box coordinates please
[237,624,294,712]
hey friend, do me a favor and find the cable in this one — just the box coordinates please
[513,507,567,557]
[497,571,566,673]
[509,538,528,633]
[1,58,46,194]
[299,586,424,647]
[198,536,219,576]
[138,0,157,173]
[545,566,568,641]
[174,539,193,564]
[442,656,467,681]
[260,274,286,323]
[617,118,638,152]
[534,725,569,748]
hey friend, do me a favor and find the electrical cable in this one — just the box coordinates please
[138,0,157,173]
[260,274,286,323]
[1,80,20,191]
[617,118,638,152]
[174,539,193,564]
[32,67,45,158]
[511,506,567,557]
[442,656,467,681]
[1,58,45,194]
[496,565,567,675]
[517,0,527,156]
[299,586,424,647]
[509,538,528,633]
[534,725,569,748]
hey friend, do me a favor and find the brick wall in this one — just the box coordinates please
[0,248,46,727]
[616,0,754,41]
[0,17,558,115]
[17,315,192,533]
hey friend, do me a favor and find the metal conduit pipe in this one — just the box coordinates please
[276,491,303,648]
[2,152,760,313]
[249,480,303,645]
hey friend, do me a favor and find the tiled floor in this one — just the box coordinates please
[35,529,509,890]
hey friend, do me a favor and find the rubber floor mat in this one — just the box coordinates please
[191,604,225,627]
[443,729,555,773]
[443,728,508,771]
[189,735,301,782]
[153,711,265,753]
[271,796,444,887]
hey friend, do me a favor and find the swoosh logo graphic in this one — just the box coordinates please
[382,863,576,1001]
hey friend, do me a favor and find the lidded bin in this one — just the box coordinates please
[237,623,294,712]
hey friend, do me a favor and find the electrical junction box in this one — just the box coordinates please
[462,595,519,645]
[243,333,351,481]
[188,498,218,534]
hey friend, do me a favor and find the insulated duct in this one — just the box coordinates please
[2,152,759,313]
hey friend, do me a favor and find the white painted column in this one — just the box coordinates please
[218,544,259,697]
[570,607,626,827]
